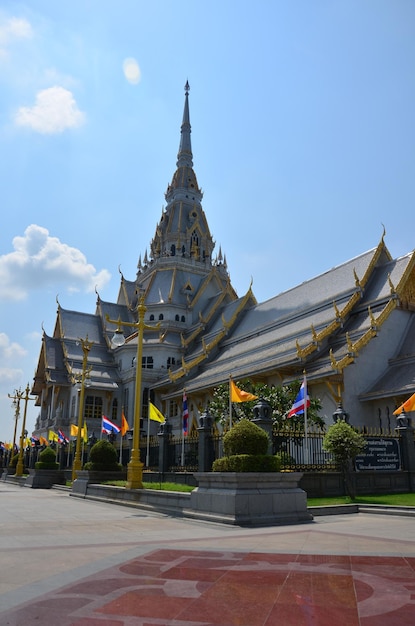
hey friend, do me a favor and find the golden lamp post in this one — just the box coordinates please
[8,384,33,477]
[8,388,22,460]
[71,336,93,481]
[106,293,158,489]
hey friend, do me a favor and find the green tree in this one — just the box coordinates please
[208,379,324,431]
[322,420,366,499]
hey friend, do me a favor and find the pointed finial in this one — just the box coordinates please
[185,80,190,94]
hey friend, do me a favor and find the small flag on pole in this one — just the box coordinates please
[102,416,121,434]
[48,430,59,442]
[393,392,415,415]
[121,412,130,436]
[149,402,165,424]
[70,424,78,437]
[183,392,189,435]
[230,378,258,403]
[58,430,69,444]
[287,378,310,418]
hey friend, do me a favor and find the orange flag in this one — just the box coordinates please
[393,392,415,415]
[121,412,130,436]
[230,378,258,403]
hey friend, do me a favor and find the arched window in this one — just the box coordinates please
[175,314,180,321]
[123,388,129,421]
[149,314,155,321]
[142,356,153,369]
[85,396,103,420]
[181,315,185,322]
[170,244,176,256]
[111,398,118,422]
[158,313,164,321]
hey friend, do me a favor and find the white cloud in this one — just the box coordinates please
[15,86,85,134]
[0,332,27,360]
[123,57,141,85]
[0,16,33,48]
[0,224,111,300]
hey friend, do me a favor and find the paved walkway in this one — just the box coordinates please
[1,482,415,625]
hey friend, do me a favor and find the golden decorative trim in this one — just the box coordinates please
[388,273,396,295]
[333,300,342,321]
[168,288,254,382]
[168,267,176,303]
[376,298,397,326]
[346,332,355,357]
[353,268,361,290]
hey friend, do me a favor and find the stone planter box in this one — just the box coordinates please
[188,472,313,526]
[25,468,66,489]
[72,470,127,496]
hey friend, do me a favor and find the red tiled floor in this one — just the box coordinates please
[2,548,415,625]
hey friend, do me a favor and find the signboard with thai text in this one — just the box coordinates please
[355,437,401,471]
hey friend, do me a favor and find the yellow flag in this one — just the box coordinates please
[48,430,59,442]
[230,378,258,403]
[393,392,415,415]
[39,436,49,446]
[149,402,165,423]
[121,412,130,436]
[82,422,88,443]
[70,424,78,437]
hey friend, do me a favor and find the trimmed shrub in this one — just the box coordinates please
[10,454,19,468]
[35,447,59,470]
[213,454,280,472]
[84,439,122,471]
[223,419,269,456]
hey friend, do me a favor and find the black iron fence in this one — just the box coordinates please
[138,426,405,474]
[2,424,410,477]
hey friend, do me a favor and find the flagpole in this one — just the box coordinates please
[181,389,185,467]
[119,431,123,464]
[303,371,309,465]
[146,412,150,468]
[229,375,232,429]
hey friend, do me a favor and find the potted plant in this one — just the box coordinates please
[72,440,126,495]
[25,447,65,489]
[190,419,312,526]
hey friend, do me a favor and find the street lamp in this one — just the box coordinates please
[12,384,33,477]
[72,336,93,481]
[332,402,349,423]
[8,388,22,462]
[106,293,158,489]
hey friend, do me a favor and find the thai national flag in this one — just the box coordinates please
[58,429,69,444]
[287,380,310,418]
[182,392,189,435]
[102,415,121,434]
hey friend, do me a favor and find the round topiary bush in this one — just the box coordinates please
[35,446,59,470]
[223,419,269,456]
[84,439,122,471]
[213,419,280,473]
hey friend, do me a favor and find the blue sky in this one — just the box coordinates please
[1,1,414,444]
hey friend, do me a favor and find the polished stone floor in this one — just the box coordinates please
[1,482,415,625]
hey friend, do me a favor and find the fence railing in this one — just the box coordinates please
[2,424,407,476]
[137,427,404,474]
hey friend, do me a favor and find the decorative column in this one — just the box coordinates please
[396,410,415,491]
[252,398,273,454]
[197,408,215,472]
[157,420,172,475]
